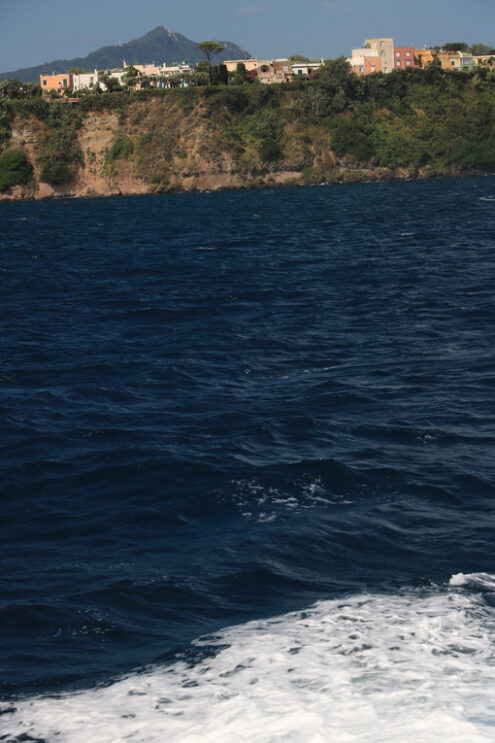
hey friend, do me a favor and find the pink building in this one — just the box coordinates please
[356,55,381,76]
[348,48,381,76]
[393,47,418,70]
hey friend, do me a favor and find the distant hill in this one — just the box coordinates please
[0,26,251,83]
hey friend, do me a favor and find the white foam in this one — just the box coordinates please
[228,475,351,524]
[449,572,495,590]
[4,577,495,742]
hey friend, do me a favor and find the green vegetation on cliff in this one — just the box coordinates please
[0,150,33,192]
[2,61,495,196]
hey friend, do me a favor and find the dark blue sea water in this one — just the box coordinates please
[2,178,495,741]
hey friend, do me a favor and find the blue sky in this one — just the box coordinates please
[1,0,495,72]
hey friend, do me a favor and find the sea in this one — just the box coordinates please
[1,177,495,742]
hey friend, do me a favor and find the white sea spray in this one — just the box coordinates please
[3,576,495,742]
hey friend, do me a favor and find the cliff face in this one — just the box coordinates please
[0,96,400,202]
[3,75,493,203]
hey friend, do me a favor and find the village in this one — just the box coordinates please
[38,37,495,97]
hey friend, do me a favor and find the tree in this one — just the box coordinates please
[234,62,249,85]
[122,65,139,88]
[68,66,89,74]
[290,54,310,62]
[470,43,495,56]
[197,41,224,85]
[442,42,469,52]
[211,63,228,86]
[100,73,122,93]
[0,150,33,192]
[0,79,26,99]
[305,87,330,118]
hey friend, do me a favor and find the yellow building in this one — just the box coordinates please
[473,55,495,67]
[223,59,263,73]
[415,49,435,68]
[437,50,475,71]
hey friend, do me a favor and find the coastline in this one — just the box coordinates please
[2,82,495,204]
[1,163,493,204]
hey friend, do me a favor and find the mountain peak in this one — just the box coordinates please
[0,27,251,82]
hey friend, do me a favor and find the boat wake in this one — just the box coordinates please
[3,575,495,742]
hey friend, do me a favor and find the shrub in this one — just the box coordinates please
[331,118,375,161]
[106,133,134,163]
[0,150,33,192]
[222,87,250,113]
[40,125,83,185]
[0,101,14,142]
[258,138,282,162]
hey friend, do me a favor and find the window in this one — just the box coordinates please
[43,80,47,86]
[406,51,411,57]
[396,52,400,57]
[406,61,411,66]
[63,79,67,86]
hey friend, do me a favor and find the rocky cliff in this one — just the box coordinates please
[0,93,415,203]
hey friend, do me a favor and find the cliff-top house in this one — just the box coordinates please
[39,72,73,94]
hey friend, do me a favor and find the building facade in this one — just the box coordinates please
[223,59,262,73]
[415,49,435,68]
[437,50,475,71]
[394,47,418,69]
[364,38,394,73]
[348,48,381,76]
[292,61,324,76]
[40,72,73,94]
[72,70,100,92]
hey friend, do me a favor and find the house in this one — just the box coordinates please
[292,60,324,76]
[437,50,475,71]
[415,49,435,68]
[40,72,73,94]
[223,59,261,73]
[272,59,293,82]
[394,47,418,69]
[364,38,394,73]
[347,48,381,76]
[473,55,495,67]
[104,69,128,86]
[72,70,100,92]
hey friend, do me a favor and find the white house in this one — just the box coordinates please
[72,70,101,92]
[292,60,324,76]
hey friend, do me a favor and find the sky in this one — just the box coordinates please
[1,0,495,72]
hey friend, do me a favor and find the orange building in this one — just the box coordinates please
[40,72,73,94]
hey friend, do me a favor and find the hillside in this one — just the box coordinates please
[1,65,495,201]
[0,26,251,83]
